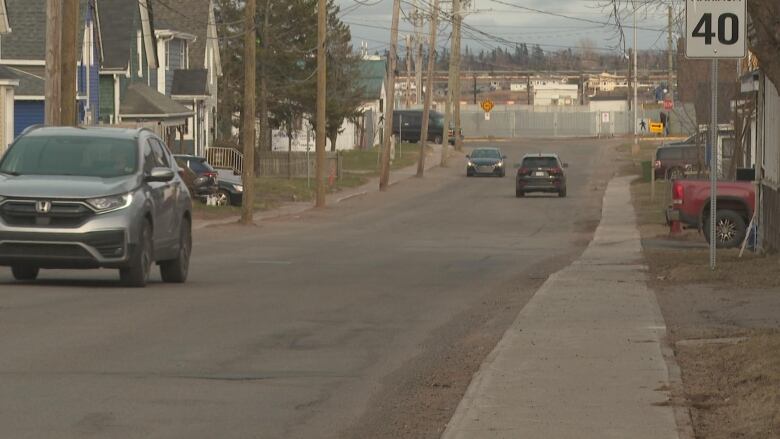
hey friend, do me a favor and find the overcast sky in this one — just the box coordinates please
[336,0,677,56]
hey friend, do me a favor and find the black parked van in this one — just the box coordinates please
[392,110,446,144]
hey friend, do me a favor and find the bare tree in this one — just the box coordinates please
[601,0,780,87]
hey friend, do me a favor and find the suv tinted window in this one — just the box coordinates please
[522,157,558,168]
[657,148,683,160]
[149,139,170,167]
[0,135,138,178]
[188,158,214,174]
[471,149,501,158]
[143,140,155,174]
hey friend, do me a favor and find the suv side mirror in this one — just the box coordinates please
[502,155,508,159]
[146,167,175,182]
[465,154,470,159]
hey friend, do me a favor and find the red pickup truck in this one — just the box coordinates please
[666,180,755,248]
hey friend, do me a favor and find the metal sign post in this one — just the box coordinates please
[709,60,718,271]
[685,0,746,270]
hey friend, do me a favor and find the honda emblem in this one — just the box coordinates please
[35,200,52,214]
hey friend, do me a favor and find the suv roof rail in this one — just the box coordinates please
[18,124,45,137]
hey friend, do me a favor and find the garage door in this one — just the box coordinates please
[14,100,45,139]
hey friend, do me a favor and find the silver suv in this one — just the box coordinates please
[0,127,192,287]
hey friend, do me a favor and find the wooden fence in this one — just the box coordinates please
[257,151,342,179]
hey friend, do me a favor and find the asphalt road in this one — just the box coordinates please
[0,138,620,439]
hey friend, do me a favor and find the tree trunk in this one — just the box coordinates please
[256,0,272,174]
[329,133,337,153]
[748,1,780,89]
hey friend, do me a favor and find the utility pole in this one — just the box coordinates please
[240,0,256,224]
[45,0,62,125]
[414,0,423,106]
[452,0,463,152]
[473,74,477,104]
[315,0,328,205]
[632,0,639,156]
[258,0,271,163]
[667,5,674,106]
[60,0,78,126]
[379,0,401,191]
[405,34,412,108]
[417,0,439,177]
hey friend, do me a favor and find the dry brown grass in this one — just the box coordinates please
[676,332,780,439]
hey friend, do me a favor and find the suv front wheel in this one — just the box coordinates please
[160,218,191,283]
[120,220,153,287]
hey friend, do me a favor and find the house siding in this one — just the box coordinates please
[759,75,780,253]
[99,75,114,123]
[165,38,186,95]
[14,101,44,138]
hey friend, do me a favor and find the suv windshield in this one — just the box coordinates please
[187,158,215,174]
[0,135,138,178]
[471,149,501,159]
[523,157,558,168]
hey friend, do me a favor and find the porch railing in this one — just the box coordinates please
[205,147,243,174]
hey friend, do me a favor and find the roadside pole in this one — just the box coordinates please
[240,0,256,224]
[315,0,327,206]
[45,0,62,125]
[379,0,401,191]
[60,0,78,126]
[632,0,639,156]
[417,0,439,178]
[452,0,463,152]
[709,60,718,270]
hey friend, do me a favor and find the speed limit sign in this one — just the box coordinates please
[686,0,746,59]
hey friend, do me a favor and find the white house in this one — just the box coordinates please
[533,84,579,106]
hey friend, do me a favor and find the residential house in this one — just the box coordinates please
[96,0,192,147]
[754,71,780,252]
[588,92,629,112]
[269,56,387,152]
[533,84,579,107]
[586,72,628,94]
[0,0,99,140]
[357,57,387,148]
[153,0,222,156]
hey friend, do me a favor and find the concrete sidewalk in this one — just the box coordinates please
[194,145,449,229]
[442,176,681,439]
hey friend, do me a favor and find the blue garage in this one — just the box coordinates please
[14,100,44,139]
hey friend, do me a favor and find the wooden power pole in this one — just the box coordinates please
[315,0,328,206]
[379,0,401,191]
[416,0,439,177]
[240,0,257,224]
[61,0,78,126]
[667,5,674,106]
[45,0,62,125]
[452,0,463,152]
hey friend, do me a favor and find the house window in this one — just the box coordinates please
[137,30,143,77]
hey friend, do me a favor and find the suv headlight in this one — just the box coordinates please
[87,193,133,213]
[496,161,503,167]
[233,184,243,193]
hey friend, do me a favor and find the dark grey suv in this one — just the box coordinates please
[0,127,193,287]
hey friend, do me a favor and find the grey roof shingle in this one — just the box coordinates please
[0,65,19,81]
[7,67,43,96]
[120,82,193,118]
[97,0,140,70]
[152,0,211,68]
[171,69,208,96]
[3,0,88,61]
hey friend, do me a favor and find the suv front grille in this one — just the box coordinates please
[0,200,94,228]
[0,230,126,259]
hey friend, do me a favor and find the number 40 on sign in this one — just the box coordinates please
[686,0,746,59]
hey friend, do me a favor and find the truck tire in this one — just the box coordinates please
[704,209,746,249]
